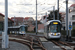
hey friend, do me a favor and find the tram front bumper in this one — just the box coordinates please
[48,33,61,39]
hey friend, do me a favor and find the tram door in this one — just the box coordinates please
[44,25,49,38]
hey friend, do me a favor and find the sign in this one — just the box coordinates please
[53,22,58,24]
[69,25,72,29]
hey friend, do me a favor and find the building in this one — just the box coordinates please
[38,24,44,33]
[11,17,24,26]
[24,17,34,25]
[0,13,14,33]
[65,4,75,30]
[60,12,66,30]
[24,17,34,31]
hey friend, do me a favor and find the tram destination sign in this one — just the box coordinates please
[53,22,58,24]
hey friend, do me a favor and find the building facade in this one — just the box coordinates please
[24,17,34,25]
[65,4,75,30]
[0,13,14,33]
[24,17,34,31]
[11,17,24,26]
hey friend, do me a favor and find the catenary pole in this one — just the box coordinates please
[57,0,59,20]
[36,0,37,35]
[45,12,47,22]
[53,6,55,20]
[14,16,15,26]
[2,0,9,48]
[65,0,68,41]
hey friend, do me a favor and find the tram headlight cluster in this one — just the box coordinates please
[58,33,60,35]
[50,33,53,34]
[49,33,53,36]
[58,33,60,34]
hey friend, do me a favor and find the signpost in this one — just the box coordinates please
[68,22,72,42]
[69,25,72,30]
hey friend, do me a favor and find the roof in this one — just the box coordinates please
[11,17,24,22]
[70,4,75,7]
[0,13,14,22]
[44,20,61,26]
[24,17,29,20]
[0,13,5,16]
[8,18,14,22]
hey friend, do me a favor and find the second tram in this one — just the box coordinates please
[8,25,26,34]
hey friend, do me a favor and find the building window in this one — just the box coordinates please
[72,22,75,28]
[72,15,75,20]
[0,22,3,31]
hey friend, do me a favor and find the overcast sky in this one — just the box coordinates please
[0,0,75,20]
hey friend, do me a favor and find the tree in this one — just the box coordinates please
[47,10,61,21]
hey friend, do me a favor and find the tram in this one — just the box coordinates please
[8,25,26,34]
[44,20,61,39]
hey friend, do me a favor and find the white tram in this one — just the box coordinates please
[44,20,61,39]
[8,25,26,34]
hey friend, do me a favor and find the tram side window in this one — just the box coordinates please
[47,25,49,33]
[22,26,25,31]
[44,26,47,33]
[19,27,21,31]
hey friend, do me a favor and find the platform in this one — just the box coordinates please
[0,40,30,50]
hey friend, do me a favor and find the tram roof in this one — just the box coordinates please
[8,25,27,28]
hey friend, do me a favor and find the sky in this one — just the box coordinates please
[0,0,75,20]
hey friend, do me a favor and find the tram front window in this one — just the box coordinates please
[20,26,25,31]
[50,25,60,33]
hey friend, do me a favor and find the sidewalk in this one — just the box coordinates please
[0,40,30,50]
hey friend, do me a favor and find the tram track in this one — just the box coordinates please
[8,35,46,50]
[0,34,75,50]
[51,40,75,50]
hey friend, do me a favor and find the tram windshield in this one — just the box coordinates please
[20,26,25,31]
[50,24,61,33]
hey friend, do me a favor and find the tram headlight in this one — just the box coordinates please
[50,33,53,34]
[49,33,53,36]
[19,32,21,33]
[58,33,60,35]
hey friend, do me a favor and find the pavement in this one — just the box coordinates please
[0,40,30,50]
[42,41,62,50]
[39,37,62,50]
